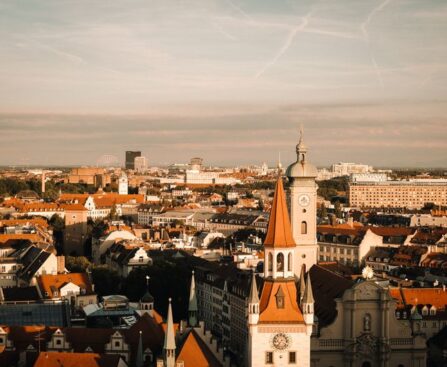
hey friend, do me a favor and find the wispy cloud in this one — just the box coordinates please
[255,11,312,79]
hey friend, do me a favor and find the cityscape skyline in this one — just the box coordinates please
[0,101,446,168]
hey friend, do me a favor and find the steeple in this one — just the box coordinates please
[277,151,283,176]
[188,271,198,327]
[296,124,308,162]
[136,331,144,367]
[248,271,260,325]
[264,178,296,249]
[164,298,176,367]
[139,275,154,316]
[302,273,314,326]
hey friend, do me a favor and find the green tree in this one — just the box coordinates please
[66,256,92,272]
[319,203,328,219]
[91,265,121,296]
[91,219,108,239]
[108,204,118,220]
[43,189,59,202]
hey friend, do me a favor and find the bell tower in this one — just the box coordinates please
[286,127,318,275]
[248,177,312,367]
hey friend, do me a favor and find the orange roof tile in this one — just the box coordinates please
[60,203,87,211]
[389,288,405,309]
[264,178,296,248]
[37,273,93,298]
[0,218,49,228]
[259,280,304,324]
[400,288,447,309]
[177,330,222,367]
[33,352,121,367]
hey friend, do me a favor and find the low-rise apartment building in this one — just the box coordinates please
[349,179,447,209]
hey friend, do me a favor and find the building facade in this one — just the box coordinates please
[349,180,447,209]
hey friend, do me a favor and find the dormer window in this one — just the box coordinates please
[275,286,285,309]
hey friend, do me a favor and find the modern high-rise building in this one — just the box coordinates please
[125,151,141,169]
[134,156,147,173]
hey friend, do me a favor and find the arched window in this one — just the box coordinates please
[277,253,284,271]
[268,253,273,272]
[361,362,371,367]
[288,253,292,271]
[301,221,307,234]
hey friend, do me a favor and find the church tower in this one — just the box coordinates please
[248,177,312,367]
[286,128,318,276]
[118,172,128,195]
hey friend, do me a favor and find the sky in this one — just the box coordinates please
[0,0,446,167]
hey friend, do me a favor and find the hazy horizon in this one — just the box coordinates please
[1,0,446,167]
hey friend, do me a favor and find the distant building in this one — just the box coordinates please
[349,179,447,209]
[67,167,110,186]
[351,173,388,182]
[118,173,128,195]
[134,156,148,173]
[125,151,141,170]
[332,162,373,176]
[317,162,374,181]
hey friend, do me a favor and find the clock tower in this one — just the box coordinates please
[285,128,318,276]
[248,177,313,367]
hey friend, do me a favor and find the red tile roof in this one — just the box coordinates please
[177,330,222,367]
[264,178,295,248]
[259,280,304,324]
[37,273,93,298]
[33,352,122,367]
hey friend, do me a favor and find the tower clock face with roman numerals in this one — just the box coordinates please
[298,194,310,207]
[271,333,290,350]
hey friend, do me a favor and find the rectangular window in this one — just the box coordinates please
[289,351,296,364]
[265,352,273,364]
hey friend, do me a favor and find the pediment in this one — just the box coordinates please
[353,281,380,300]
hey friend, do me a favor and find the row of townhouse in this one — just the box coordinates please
[317,223,415,267]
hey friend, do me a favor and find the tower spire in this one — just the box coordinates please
[136,331,144,367]
[188,271,198,327]
[248,271,260,304]
[264,178,296,248]
[296,124,307,162]
[302,273,315,326]
[164,298,176,367]
[248,271,260,325]
[277,151,283,176]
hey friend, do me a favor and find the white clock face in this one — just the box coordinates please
[272,333,290,350]
[298,194,310,207]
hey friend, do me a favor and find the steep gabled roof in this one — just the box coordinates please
[176,330,222,367]
[259,280,304,324]
[33,352,122,367]
[264,178,296,248]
